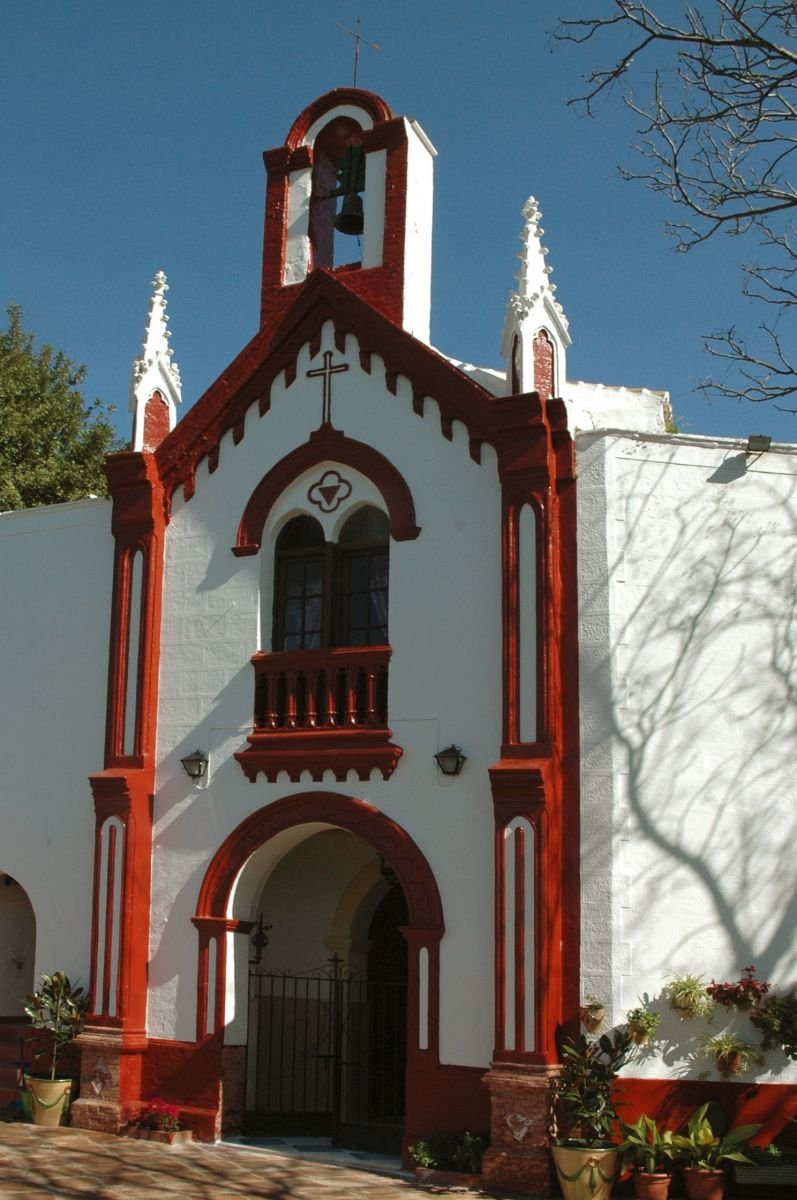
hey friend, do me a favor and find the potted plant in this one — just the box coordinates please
[626,1006,662,1046]
[618,1114,676,1200]
[408,1131,486,1187]
[581,995,607,1033]
[126,1097,191,1145]
[23,971,87,1126]
[662,973,713,1020]
[706,966,770,1011]
[548,1028,635,1200]
[701,1031,763,1077]
[673,1103,759,1200]
[750,986,797,1059]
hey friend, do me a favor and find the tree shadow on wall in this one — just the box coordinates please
[583,452,797,979]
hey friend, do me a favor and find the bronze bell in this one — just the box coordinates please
[334,193,364,236]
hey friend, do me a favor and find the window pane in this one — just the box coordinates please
[349,594,368,629]
[305,597,322,632]
[306,559,324,595]
[370,593,387,626]
[339,506,389,545]
[285,599,303,633]
[349,555,369,591]
[278,515,324,549]
[284,562,304,597]
[371,553,388,588]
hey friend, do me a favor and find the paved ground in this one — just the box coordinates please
[0,1123,527,1200]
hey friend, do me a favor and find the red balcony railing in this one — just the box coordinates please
[235,646,402,783]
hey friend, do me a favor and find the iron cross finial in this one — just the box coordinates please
[337,17,381,87]
[307,351,349,427]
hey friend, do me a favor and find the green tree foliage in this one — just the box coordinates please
[0,305,120,510]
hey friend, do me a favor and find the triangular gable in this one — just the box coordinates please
[155,270,511,510]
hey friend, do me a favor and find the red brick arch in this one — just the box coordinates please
[232,427,420,556]
[193,792,444,1086]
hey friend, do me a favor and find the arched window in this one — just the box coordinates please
[271,507,389,651]
[338,507,389,645]
[273,516,327,650]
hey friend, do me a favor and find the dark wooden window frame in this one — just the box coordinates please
[273,508,389,652]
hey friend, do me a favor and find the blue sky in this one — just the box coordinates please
[2,0,793,446]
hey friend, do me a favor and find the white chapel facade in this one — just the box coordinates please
[1,88,795,1191]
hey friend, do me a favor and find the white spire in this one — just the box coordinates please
[129,271,182,450]
[502,197,570,396]
[510,196,568,333]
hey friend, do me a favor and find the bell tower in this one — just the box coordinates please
[259,88,436,342]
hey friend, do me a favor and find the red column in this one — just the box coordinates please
[72,452,166,1133]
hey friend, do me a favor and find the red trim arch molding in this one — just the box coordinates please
[193,792,444,1141]
[233,426,420,555]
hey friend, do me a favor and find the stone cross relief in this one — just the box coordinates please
[306,351,349,428]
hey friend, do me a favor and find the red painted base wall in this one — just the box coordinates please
[405,1063,490,1142]
[617,1076,797,1145]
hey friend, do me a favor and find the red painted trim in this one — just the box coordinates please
[156,270,494,517]
[85,448,167,1047]
[616,1077,797,1146]
[236,729,402,782]
[142,390,170,451]
[488,388,579,1072]
[234,426,420,555]
[284,89,394,149]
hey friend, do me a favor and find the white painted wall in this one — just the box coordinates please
[0,499,113,993]
[578,431,797,1084]
[149,322,502,1067]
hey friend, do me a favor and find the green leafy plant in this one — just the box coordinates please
[618,1113,677,1175]
[673,1103,759,1170]
[701,1031,763,1077]
[548,1029,635,1145]
[626,1005,662,1045]
[662,972,713,1020]
[23,971,88,1081]
[407,1132,487,1173]
[750,987,797,1060]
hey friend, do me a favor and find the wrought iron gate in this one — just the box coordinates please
[247,954,406,1149]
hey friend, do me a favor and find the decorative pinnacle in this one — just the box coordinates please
[510,196,568,331]
[130,270,181,405]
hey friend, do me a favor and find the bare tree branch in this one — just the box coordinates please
[558,1,797,410]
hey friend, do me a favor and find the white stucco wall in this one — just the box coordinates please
[0,499,113,997]
[149,321,502,1066]
[578,431,797,1084]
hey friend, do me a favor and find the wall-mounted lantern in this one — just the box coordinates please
[434,744,466,776]
[180,749,208,782]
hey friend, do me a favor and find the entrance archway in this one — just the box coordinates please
[193,793,443,1148]
[0,873,35,1016]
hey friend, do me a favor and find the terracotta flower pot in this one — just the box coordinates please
[682,1167,726,1200]
[581,1006,606,1032]
[716,1051,742,1076]
[631,1171,671,1200]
